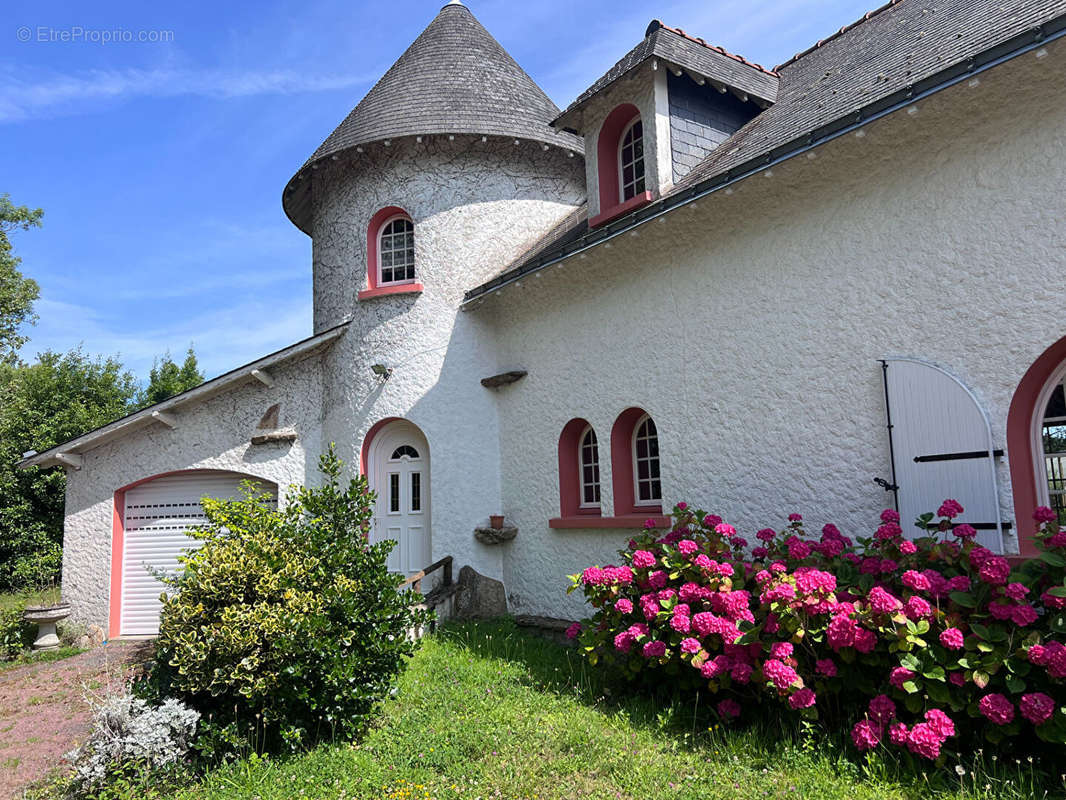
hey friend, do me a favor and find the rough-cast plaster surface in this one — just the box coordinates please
[59,41,1066,628]
[312,136,586,586]
[485,44,1066,620]
[62,353,327,629]
[63,135,585,630]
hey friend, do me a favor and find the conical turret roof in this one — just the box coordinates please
[284,2,582,232]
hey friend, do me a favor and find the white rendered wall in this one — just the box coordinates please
[311,137,586,584]
[485,42,1066,620]
[61,353,327,630]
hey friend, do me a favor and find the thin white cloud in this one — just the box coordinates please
[26,295,313,380]
[0,66,375,123]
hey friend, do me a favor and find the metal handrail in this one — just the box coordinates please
[399,555,453,594]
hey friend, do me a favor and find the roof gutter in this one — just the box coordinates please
[19,320,351,470]
[463,15,1066,308]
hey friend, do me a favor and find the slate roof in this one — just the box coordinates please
[554,21,779,131]
[676,0,1066,189]
[465,0,1066,303]
[284,1,581,233]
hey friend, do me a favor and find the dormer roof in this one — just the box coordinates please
[552,20,779,133]
[466,0,1066,305]
[284,1,582,234]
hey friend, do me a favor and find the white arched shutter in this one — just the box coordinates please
[881,358,1005,553]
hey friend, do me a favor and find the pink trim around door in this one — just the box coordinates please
[1007,335,1066,556]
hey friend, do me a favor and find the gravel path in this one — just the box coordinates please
[0,641,152,799]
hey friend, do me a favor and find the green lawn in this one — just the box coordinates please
[172,620,1055,800]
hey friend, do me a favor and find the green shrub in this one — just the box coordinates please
[0,604,32,660]
[139,447,430,754]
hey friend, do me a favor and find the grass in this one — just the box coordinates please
[0,587,62,613]
[2,587,84,670]
[169,620,1062,800]
[0,646,84,674]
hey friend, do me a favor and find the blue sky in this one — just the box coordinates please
[1,0,874,381]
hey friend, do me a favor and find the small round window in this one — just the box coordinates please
[390,445,420,460]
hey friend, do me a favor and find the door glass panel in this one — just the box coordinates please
[389,473,400,513]
[1043,382,1066,525]
[411,472,421,512]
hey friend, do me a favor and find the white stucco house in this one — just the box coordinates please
[21,0,1066,637]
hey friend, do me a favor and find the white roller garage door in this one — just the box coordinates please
[120,472,276,636]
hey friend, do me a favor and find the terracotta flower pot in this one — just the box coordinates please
[489,515,505,530]
[23,603,71,651]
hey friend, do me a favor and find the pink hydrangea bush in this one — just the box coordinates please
[568,501,1066,764]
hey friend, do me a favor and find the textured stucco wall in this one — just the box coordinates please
[63,135,585,629]
[580,63,671,219]
[483,42,1066,620]
[61,352,327,629]
[311,136,586,584]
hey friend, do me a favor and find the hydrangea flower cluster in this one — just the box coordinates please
[570,500,1066,764]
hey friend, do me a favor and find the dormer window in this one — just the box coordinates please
[618,118,645,202]
[589,103,654,228]
[359,206,424,300]
[379,215,415,285]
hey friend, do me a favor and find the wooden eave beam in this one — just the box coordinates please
[151,411,178,429]
[250,369,274,387]
[55,452,82,470]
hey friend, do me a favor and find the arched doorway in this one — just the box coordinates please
[1031,365,1066,523]
[1008,336,1066,554]
[366,419,431,576]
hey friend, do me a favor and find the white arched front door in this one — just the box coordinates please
[367,420,431,576]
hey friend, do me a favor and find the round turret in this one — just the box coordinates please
[283,1,582,235]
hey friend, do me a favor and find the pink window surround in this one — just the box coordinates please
[555,418,602,521]
[358,207,423,301]
[589,190,654,228]
[108,469,275,639]
[1007,335,1066,556]
[549,515,670,530]
[591,104,653,228]
[611,407,663,516]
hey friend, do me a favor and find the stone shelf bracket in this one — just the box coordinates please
[250,402,297,446]
[480,370,527,389]
[474,525,517,545]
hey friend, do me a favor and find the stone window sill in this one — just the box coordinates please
[548,514,670,530]
[588,191,653,228]
[357,283,424,301]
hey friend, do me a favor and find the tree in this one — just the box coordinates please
[137,347,204,408]
[0,349,138,589]
[0,194,43,362]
